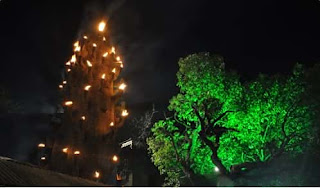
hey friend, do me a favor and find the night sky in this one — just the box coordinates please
[1,0,320,161]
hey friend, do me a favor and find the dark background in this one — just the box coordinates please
[0,0,320,162]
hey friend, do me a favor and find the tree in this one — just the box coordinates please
[147,53,314,185]
[47,20,129,184]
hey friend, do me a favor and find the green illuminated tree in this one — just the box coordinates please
[147,53,314,185]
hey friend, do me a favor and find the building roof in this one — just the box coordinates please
[0,156,106,186]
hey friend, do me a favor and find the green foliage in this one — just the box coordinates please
[147,53,314,185]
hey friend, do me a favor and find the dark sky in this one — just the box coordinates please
[1,0,320,160]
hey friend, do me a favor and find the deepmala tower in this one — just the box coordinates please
[48,20,128,184]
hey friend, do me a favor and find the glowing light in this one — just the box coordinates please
[112,155,118,162]
[103,52,108,57]
[64,101,73,106]
[74,150,80,155]
[84,85,91,91]
[38,143,45,148]
[121,109,129,117]
[101,73,106,79]
[62,148,68,153]
[71,54,76,63]
[83,35,88,39]
[92,43,97,47]
[63,81,67,84]
[120,63,123,68]
[86,60,92,67]
[74,41,79,47]
[67,68,71,72]
[74,46,81,52]
[111,47,115,54]
[103,37,106,41]
[119,83,127,90]
[94,171,100,178]
[81,116,86,120]
[215,166,219,172]
[98,21,106,32]
[66,61,71,66]
[59,85,63,89]
[112,68,116,73]
[41,156,46,160]
[110,122,114,126]
[116,56,121,61]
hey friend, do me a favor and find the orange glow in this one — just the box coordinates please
[71,54,76,63]
[103,37,106,41]
[120,63,124,68]
[116,174,122,181]
[65,61,71,66]
[84,85,91,91]
[41,156,46,160]
[64,101,73,106]
[62,81,67,84]
[121,109,129,117]
[86,60,92,67]
[67,68,71,72]
[62,148,68,153]
[83,35,88,39]
[81,116,86,120]
[98,21,106,32]
[111,47,115,54]
[74,150,80,155]
[119,83,127,90]
[103,52,108,57]
[112,68,116,73]
[110,122,114,126]
[92,43,97,47]
[38,143,45,148]
[116,56,121,61]
[59,85,63,89]
[94,171,100,178]
[112,155,118,162]
[101,73,106,79]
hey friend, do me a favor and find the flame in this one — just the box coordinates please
[116,56,121,61]
[74,150,80,155]
[38,143,45,148]
[119,83,127,90]
[66,61,71,66]
[41,156,46,160]
[110,122,114,126]
[63,81,67,84]
[84,85,91,91]
[74,46,81,52]
[71,54,76,63]
[103,37,106,41]
[83,35,88,39]
[111,47,115,54]
[81,116,86,120]
[120,63,124,68]
[103,52,108,57]
[98,21,106,32]
[59,85,63,89]
[74,41,79,47]
[112,155,118,162]
[112,68,116,73]
[67,68,71,72]
[121,109,129,117]
[116,174,122,181]
[86,60,92,67]
[101,73,106,79]
[64,101,73,106]
[94,171,100,178]
[62,148,68,153]
[92,43,97,47]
